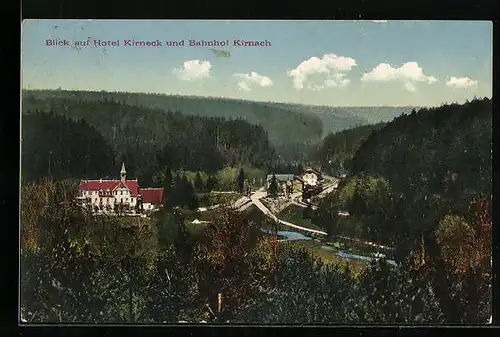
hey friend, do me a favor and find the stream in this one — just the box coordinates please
[261,228,398,267]
[261,228,312,241]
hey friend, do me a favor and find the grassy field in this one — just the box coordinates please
[184,205,373,276]
[260,198,273,211]
[290,239,367,276]
[179,209,201,221]
[184,220,207,239]
[243,205,287,231]
[116,216,154,228]
[197,210,220,222]
[278,204,323,231]
[216,166,267,191]
[293,181,303,193]
[207,192,242,205]
[193,204,275,229]
[334,237,395,259]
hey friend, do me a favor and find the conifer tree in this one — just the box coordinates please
[163,166,174,212]
[237,168,245,194]
[184,177,199,210]
[207,175,219,192]
[269,174,278,198]
[194,172,205,192]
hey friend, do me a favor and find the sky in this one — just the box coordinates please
[21,20,492,107]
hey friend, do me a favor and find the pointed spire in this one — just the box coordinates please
[121,163,127,183]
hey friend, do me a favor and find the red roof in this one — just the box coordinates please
[139,188,164,204]
[79,179,140,196]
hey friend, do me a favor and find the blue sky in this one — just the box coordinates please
[22,20,492,107]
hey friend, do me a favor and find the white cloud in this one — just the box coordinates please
[236,81,251,92]
[446,76,478,89]
[233,71,273,91]
[404,82,417,92]
[173,60,212,81]
[361,62,438,92]
[287,54,357,91]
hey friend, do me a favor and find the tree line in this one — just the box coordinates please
[23,89,324,147]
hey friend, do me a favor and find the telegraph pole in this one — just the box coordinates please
[275,219,279,262]
[273,194,283,264]
[48,150,52,179]
[216,125,220,150]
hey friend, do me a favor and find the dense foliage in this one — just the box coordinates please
[348,98,492,201]
[318,123,385,175]
[21,173,490,324]
[273,142,321,168]
[22,89,324,147]
[309,99,492,324]
[22,97,276,185]
[21,112,116,182]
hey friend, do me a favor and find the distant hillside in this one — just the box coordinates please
[330,106,417,124]
[22,90,328,147]
[273,103,416,135]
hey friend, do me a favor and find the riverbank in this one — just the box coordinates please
[260,228,398,274]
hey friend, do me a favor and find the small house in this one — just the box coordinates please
[296,168,323,199]
[139,188,164,212]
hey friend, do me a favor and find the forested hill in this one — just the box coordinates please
[22,90,326,146]
[348,98,492,201]
[21,100,276,185]
[22,112,116,183]
[273,103,415,135]
[317,123,386,175]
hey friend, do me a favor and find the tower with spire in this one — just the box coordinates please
[121,162,127,183]
[77,161,165,216]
